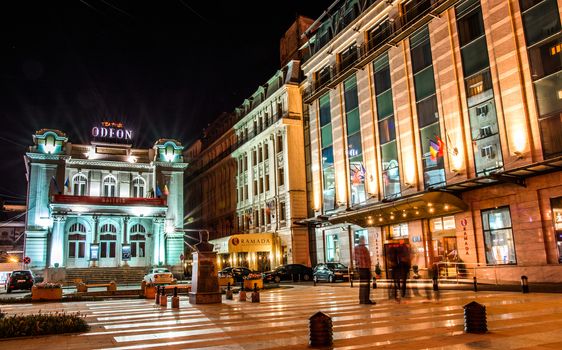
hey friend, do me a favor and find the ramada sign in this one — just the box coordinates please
[92,121,133,141]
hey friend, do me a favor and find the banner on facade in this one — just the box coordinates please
[122,245,131,261]
[90,244,99,261]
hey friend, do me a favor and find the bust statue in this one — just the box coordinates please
[193,231,214,252]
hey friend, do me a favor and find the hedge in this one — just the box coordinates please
[0,311,89,338]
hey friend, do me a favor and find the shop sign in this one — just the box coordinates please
[91,121,133,141]
[122,245,131,261]
[228,233,273,253]
[461,217,470,255]
[90,244,99,261]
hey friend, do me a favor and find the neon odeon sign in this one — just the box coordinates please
[91,121,133,141]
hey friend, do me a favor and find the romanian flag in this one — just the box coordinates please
[429,140,440,161]
[155,185,162,198]
[436,136,445,157]
[163,183,169,196]
[64,177,71,191]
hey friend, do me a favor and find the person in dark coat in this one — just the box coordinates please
[397,243,412,297]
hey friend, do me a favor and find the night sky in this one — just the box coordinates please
[0,1,331,202]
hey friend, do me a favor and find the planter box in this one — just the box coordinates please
[243,279,263,291]
[144,285,156,299]
[32,286,63,301]
[219,277,235,287]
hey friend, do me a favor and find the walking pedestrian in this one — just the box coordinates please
[397,243,412,297]
[354,236,375,305]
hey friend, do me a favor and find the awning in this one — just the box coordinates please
[328,191,468,227]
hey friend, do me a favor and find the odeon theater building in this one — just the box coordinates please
[24,124,187,271]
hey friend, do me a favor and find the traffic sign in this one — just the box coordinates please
[23,256,31,264]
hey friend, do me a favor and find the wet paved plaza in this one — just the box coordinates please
[1,284,562,349]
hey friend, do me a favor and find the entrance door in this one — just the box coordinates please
[67,223,88,268]
[257,251,271,272]
[99,223,118,267]
[129,224,147,267]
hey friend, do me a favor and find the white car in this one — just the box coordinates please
[144,267,175,285]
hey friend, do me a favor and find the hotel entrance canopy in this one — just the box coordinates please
[328,191,468,227]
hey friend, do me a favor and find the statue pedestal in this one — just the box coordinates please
[188,251,221,304]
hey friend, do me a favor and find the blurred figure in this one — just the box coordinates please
[354,236,375,305]
[397,243,411,298]
[387,244,400,300]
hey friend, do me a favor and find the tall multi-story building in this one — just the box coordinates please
[24,125,187,273]
[300,0,562,282]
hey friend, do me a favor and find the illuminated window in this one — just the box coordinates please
[482,207,516,265]
[130,224,146,258]
[103,175,117,197]
[73,173,88,196]
[100,223,117,258]
[132,177,145,198]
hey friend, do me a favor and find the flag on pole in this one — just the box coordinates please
[429,139,440,161]
[436,136,445,157]
[50,176,61,194]
[155,185,162,198]
[64,177,71,192]
[163,183,169,196]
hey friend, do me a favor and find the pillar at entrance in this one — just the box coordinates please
[189,251,221,304]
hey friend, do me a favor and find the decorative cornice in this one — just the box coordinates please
[67,158,153,170]
[26,152,69,161]
[153,161,188,169]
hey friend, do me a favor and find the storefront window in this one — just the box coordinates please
[354,229,369,248]
[320,93,336,211]
[390,223,408,239]
[481,207,517,265]
[325,233,340,262]
[431,216,457,263]
[551,197,562,263]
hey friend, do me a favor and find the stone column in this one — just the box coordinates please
[49,215,66,268]
[90,216,99,267]
[153,218,164,266]
[122,216,130,267]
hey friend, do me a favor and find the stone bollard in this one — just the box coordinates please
[309,311,333,347]
[171,287,180,309]
[251,283,260,303]
[521,275,529,293]
[155,286,161,305]
[473,276,478,292]
[464,301,487,334]
[432,274,439,292]
[239,289,247,302]
[108,281,117,292]
[226,282,233,300]
[160,287,168,307]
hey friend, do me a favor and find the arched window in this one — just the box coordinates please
[100,223,117,258]
[132,177,145,198]
[103,175,117,197]
[130,224,146,258]
[68,222,87,259]
[73,173,88,196]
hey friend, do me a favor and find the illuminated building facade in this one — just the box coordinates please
[24,126,187,270]
[301,0,562,282]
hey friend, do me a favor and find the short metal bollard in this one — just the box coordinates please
[160,288,168,307]
[239,289,247,302]
[251,283,260,303]
[171,287,180,309]
[309,311,333,347]
[155,286,161,305]
[464,301,487,334]
[521,275,529,294]
[432,274,439,291]
[226,282,233,300]
[473,276,478,292]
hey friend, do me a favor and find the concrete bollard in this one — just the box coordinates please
[226,282,233,300]
[160,288,167,307]
[251,283,260,303]
[155,286,161,305]
[464,301,487,334]
[171,287,180,309]
[521,275,529,293]
[309,311,333,347]
[473,276,478,292]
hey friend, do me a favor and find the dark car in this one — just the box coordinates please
[218,267,254,282]
[6,270,34,293]
[313,262,350,283]
[263,264,313,283]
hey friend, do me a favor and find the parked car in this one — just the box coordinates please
[144,267,175,285]
[218,267,254,282]
[263,264,313,283]
[313,262,350,283]
[5,270,34,293]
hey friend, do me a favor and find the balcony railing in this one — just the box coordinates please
[303,0,459,104]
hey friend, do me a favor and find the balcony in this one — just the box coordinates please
[51,195,167,207]
[304,0,460,104]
